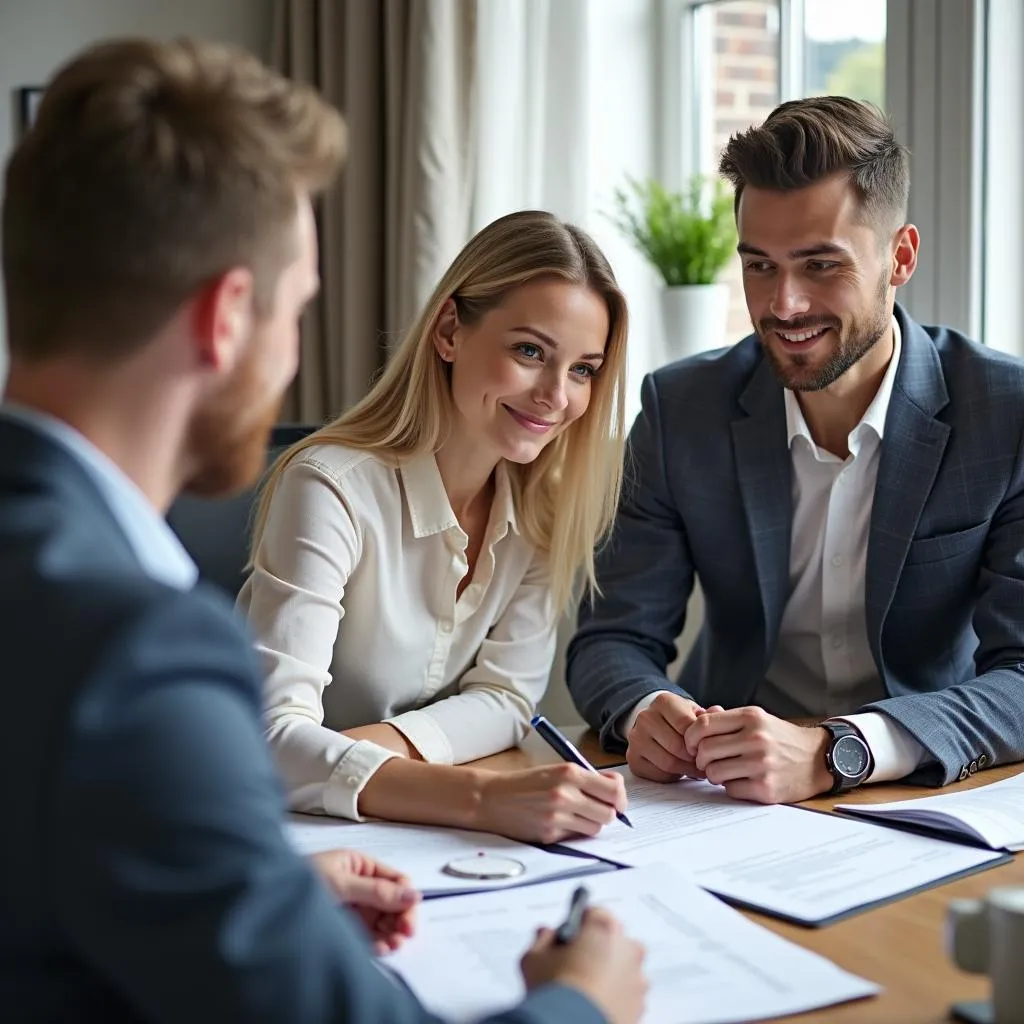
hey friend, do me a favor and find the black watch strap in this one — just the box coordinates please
[822,720,856,742]
[822,721,870,795]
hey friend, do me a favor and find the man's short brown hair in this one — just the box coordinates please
[2,37,346,362]
[718,96,910,232]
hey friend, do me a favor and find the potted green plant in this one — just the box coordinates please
[611,175,737,361]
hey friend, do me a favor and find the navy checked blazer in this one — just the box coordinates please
[567,304,1024,786]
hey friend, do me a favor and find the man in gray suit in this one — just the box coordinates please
[568,97,1024,805]
[0,38,645,1023]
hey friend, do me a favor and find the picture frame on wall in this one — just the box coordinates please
[17,86,45,135]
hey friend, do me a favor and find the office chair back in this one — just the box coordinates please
[166,424,318,597]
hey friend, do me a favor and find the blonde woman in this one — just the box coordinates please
[238,210,629,843]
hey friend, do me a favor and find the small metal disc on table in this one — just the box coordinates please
[442,854,526,880]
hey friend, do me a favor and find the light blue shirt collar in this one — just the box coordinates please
[0,403,197,591]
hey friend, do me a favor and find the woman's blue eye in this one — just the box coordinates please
[515,342,543,360]
[571,364,597,380]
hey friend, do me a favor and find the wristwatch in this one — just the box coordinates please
[822,721,872,794]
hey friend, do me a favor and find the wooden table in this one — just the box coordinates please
[477,729,1024,1023]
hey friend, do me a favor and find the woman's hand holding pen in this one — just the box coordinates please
[475,764,627,844]
[520,904,647,1024]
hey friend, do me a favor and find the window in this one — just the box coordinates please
[803,1,885,106]
[673,0,887,347]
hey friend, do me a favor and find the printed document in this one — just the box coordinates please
[386,864,880,1023]
[285,815,611,896]
[837,770,1024,850]
[560,768,1005,924]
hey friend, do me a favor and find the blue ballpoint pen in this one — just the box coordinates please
[530,714,634,828]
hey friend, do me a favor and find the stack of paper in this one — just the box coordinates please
[558,767,1008,925]
[837,771,1024,851]
[284,815,612,896]
[386,864,880,1023]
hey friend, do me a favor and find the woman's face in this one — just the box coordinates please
[435,278,610,465]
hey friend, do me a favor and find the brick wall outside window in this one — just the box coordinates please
[704,1,779,344]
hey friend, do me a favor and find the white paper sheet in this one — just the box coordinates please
[560,768,1005,924]
[285,815,612,896]
[837,771,1024,851]
[386,864,880,1023]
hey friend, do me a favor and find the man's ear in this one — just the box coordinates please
[432,297,460,364]
[192,268,255,371]
[890,224,920,288]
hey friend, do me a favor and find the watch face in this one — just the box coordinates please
[833,734,870,779]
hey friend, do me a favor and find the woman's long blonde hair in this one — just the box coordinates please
[250,210,629,612]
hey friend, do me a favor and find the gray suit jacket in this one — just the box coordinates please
[0,419,603,1024]
[567,305,1024,786]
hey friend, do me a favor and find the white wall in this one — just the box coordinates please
[983,0,1024,355]
[0,0,274,383]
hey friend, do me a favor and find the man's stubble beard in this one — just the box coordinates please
[759,270,891,392]
[183,339,287,498]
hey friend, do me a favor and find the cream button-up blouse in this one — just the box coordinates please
[236,445,557,820]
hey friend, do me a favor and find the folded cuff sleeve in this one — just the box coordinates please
[322,740,401,821]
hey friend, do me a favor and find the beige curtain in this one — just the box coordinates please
[272,0,476,423]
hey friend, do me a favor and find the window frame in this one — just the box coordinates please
[658,0,805,186]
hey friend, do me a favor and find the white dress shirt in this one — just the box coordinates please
[627,318,927,783]
[0,403,196,591]
[237,445,558,821]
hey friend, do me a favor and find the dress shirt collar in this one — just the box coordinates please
[784,314,902,451]
[0,402,197,591]
[400,453,518,540]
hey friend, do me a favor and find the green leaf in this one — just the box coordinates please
[606,174,738,286]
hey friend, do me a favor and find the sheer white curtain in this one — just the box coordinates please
[472,0,591,229]
[472,0,666,421]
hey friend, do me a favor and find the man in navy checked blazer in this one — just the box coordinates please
[568,97,1024,803]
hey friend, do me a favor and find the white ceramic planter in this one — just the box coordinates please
[660,283,730,363]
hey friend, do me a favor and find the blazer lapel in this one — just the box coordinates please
[0,416,139,566]
[731,356,792,669]
[866,310,951,658]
